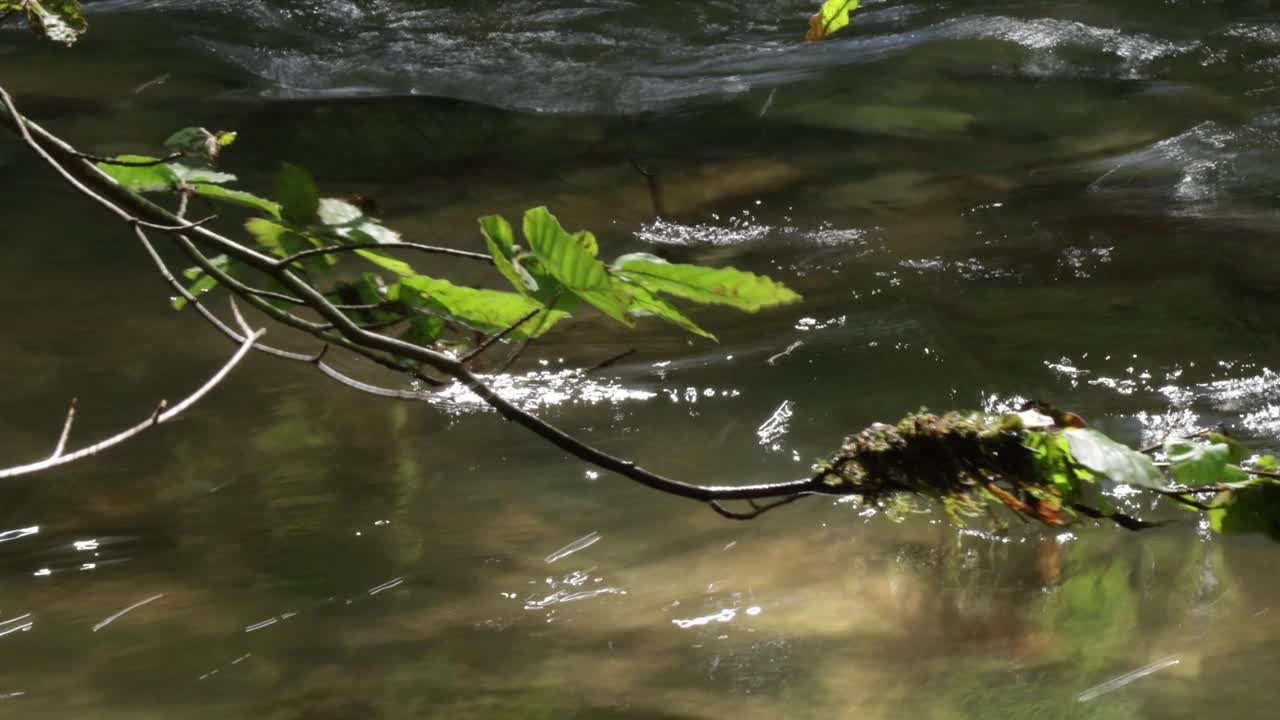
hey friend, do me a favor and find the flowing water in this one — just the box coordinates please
[4,1,1280,717]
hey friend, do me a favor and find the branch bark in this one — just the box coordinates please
[0,86,830,506]
[0,325,265,479]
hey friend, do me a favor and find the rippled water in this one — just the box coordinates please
[4,1,1280,718]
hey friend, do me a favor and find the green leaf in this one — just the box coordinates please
[1222,464,1252,484]
[170,164,236,185]
[317,198,363,226]
[175,274,218,310]
[10,0,87,45]
[315,198,401,245]
[96,156,178,193]
[1165,438,1231,487]
[345,222,401,244]
[613,253,802,312]
[356,249,415,277]
[615,278,714,340]
[479,215,537,292]
[523,207,632,325]
[574,230,599,257]
[1206,432,1250,464]
[402,315,445,348]
[393,275,564,337]
[245,218,288,255]
[1208,482,1280,540]
[189,184,280,217]
[275,163,320,227]
[807,0,859,41]
[479,215,515,257]
[1065,428,1166,489]
[172,254,232,310]
[163,127,230,163]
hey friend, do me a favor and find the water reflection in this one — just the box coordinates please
[7,0,1280,717]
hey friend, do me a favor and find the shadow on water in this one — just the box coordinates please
[5,0,1280,717]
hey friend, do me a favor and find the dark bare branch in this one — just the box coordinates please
[710,494,810,520]
[76,151,183,167]
[0,86,825,505]
[274,241,493,269]
[462,307,541,364]
[585,348,636,375]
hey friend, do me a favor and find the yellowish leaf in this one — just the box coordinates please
[806,0,859,42]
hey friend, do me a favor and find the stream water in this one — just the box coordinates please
[4,1,1280,718]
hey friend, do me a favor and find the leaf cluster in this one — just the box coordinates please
[820,409,1280,539]
[94,129,801,361]
[1,0,86,45]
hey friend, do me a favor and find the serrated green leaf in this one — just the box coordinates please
[217,131,237,147]
[613,252,802,312]
[317,198,363,226]
[163,126,226,162]
[345,222,400,244]
[356,249,416,277]
[189,183,280,217]
[170,164,236,185]
[96,156,178,193]
[524,207,632,325]
[393,275,564,337]
[402,315,445,347]
[174,274,218,310]
[1206,432,1250,464]
[245,218,288,255]
[1223,464,1251,484]
[1208,481,1280,540]
[164,127,210,150]
[479,215,538,293]
[1166,438,1231,487]
[479,215,515,257]
[574,230,599,257]
[1066,428,1166,489]
[172,254,232,310]
[275,163,320,227]
[615,278,714,340]
[315,198,401,245]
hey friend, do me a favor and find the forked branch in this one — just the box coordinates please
[0,324,265,479]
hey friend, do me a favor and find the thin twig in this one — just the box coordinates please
[710,494,810,520]
[130,214,218,232]
[1070,503,1164,531]
[139,227,431,401]
[462,307,541,364]
[316,314,411,333]
[0,327,265,479]
[77,151,182,167]
[1139,427,1219,455]
[585,349,636,375]
[51,399,77,459]
[274,241,493,269]
[1153,489,1217,511]
[0,87,826,506]
[625,139,666,218]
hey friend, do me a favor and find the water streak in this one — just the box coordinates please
[92,593,164,632]
[545,532,602,564]
[1077,656,1181,702]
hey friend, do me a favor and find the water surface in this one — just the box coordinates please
[3,1,1280,717]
